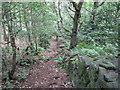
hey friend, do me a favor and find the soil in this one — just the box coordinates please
[16,36,72,88]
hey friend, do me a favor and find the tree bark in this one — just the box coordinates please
[23,7,33,48]
[2,3,9,43]
[70,1,84,49]
[5,2,17,79]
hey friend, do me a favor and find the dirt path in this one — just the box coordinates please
[17,36,72,88]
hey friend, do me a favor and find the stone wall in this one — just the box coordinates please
[67,55,119,88]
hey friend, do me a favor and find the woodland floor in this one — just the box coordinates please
[16,36,72,88]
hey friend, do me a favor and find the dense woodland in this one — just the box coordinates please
[0,1,119,89]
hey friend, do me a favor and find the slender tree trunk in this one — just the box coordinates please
[2,3,9,43]
[2,48,7,75]
[23,5,33,48]
[70,11,80,49]
[2,21,8,41]
[90,2,98,31]
[5,2,17,79]
[53,2,61,34]
[70,1,84,49]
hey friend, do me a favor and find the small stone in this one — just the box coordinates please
[104,72,118,82]
[56,69,58,72]
[67,82,71,85]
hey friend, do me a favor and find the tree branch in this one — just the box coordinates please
[83,8,92,14]
[71,2,78,10]
[68,6,75,12]
[2,3,18,16]
[97,0,106,7]
[66,8,74,19]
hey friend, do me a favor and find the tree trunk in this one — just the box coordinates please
[70,31,77,49]
[8,21,17,79]
[23,6,33,49]
[2,3,9,43]
[90,2,98,31]
[4,2,17,79]
[70,1,84,49]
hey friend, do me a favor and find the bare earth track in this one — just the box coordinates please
[16,36,72,88]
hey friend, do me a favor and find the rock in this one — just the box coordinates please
[105,55,118,61]
[98,67,108,80]
[79,56,93,67]
[93,59,103,67]
[67,55,119,88]
[107,81,119,88]
[99,62,116,70]
[93,56,106,61]
[104,72,118,82]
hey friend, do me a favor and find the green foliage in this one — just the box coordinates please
[37,47,45,51]
[77,42,95,49]
[80,48,99,58]
[76,41,117,57]
[2,70,10,81]
[54,55,66,68]
[77,42,87,48]
[70,55,78,64]
[1,1,118,89]
[94,47,107,56]
[78,2,118,57]
[103,44,118,55]
[17,56,37,66]
[14,68,29,81]
[2,67,29,89]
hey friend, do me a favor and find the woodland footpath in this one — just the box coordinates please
[0,1,119,89]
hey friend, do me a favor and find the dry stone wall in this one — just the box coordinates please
[67,55,119,88]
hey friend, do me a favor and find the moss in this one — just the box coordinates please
[99,62,116,70]
[67,55,118,88]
